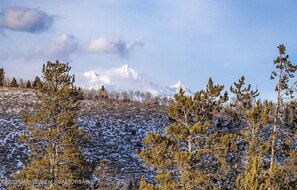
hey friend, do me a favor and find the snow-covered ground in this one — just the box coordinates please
[1,87,295,189]
[0,87,170,189]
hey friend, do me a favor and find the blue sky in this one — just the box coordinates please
[1,0,297,100]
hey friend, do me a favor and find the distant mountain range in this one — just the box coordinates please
[76,64,192,97]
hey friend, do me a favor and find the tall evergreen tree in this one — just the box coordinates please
[32,76,43,89]
[10,61,91,190]
[269,44,297,189]
[139,78,229,189]
[0,68,4,87]
[10,77,19,88]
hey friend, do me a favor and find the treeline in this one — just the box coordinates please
[0,68,171,105]
[0,69,42,89]
[83,87,172,105]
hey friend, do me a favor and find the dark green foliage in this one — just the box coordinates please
[10,77,19,88]
[75,87,84,100]
[10,61,91,190]
[230,75,259,111]
[25,80,32,88]
[99,85,108,99]
[271,44,297,97]
[32,76,43,89]
[0,68,4,87]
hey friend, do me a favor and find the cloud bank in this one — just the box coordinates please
[85,37,144,57]
[0,7,55,33]
[0,33,143,62]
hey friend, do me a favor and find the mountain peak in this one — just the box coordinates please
[168,80,192,96]
[121,64,130,70]
[83,71,99,82]
[170,80,186,89]
[120,64,139,80]
[175,80,183,86]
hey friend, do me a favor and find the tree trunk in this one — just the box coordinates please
[269,65,282,190]
[50,142,57,186]
[270,67,282,171]
[188,135,192,153]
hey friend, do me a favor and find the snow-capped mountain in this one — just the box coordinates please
[77,65,192,97]
[167,80,193,96]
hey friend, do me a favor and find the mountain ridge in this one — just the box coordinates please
[77,64,192,97]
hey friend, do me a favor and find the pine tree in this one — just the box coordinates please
[229,76,260,116]
[32,76,43,89]
[269,100,297,189]
[230,76,273,189]
[269,44,297,189]
[0,68,5,87]
[139,78,229,189]
[10,61,91,190]
[10,77,19,88]
[25,80,32,88]
[98,85,108,99]
[235,100,272,189]
[236,156,269,190]
[279,150,297,189]
[19,78,25,88]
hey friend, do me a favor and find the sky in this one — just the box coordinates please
[1,0,297,100]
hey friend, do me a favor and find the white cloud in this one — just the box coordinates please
[85,37,144,58]
[43,34,78,60]
[0,34,143,62]
[0,7,55,33]
[0,34,78,61]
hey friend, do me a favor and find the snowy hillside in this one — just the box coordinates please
[76,65,192,97]
[0,88,170,189]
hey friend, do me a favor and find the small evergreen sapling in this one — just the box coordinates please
[10,77,19,88]
[0,68,5,87]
